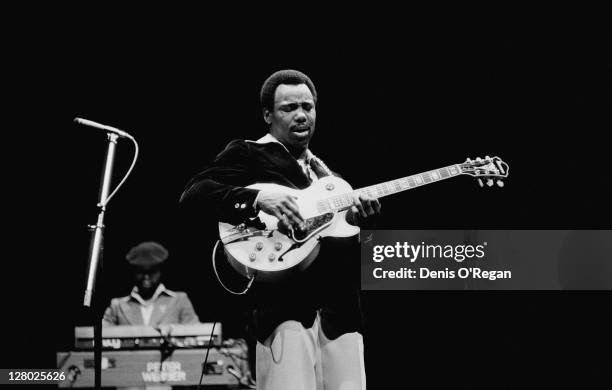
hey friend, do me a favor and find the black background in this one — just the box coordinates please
[4,13,611,389]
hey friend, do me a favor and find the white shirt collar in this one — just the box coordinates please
[130,283,175,305]
[253,133,314,162]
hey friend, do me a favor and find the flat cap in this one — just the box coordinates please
[125,241,168,266]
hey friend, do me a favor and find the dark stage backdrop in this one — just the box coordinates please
[4,21,611,389]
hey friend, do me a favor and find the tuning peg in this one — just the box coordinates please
[466,158,472,163]
[485,155,490,160]
[476,157,482,162]
[497,180,504,187]
[487,179,494,187]
[477,178,484,187]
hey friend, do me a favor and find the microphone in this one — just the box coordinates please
[74,117,132,138]
[155,326,176,361]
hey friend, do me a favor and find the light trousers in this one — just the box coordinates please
[256,313,365,390]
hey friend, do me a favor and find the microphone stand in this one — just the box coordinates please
[83,132,119,390]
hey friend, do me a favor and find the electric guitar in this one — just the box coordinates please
[218,156,509,282]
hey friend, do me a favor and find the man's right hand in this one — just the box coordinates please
[256,191,304,233]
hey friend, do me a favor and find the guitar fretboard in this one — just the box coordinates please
[315,164,463,214]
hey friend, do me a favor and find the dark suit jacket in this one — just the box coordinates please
[181,139,314,223]
[180,138,362,341]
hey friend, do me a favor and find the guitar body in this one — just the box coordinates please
[218,176,359,282]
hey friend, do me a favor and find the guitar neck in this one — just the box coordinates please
[317,164,464,213]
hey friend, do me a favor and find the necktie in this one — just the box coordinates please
[309,157,330,179]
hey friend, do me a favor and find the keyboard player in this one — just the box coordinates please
[103,241,200,327]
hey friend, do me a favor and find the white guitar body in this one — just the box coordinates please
[218,176,359,282]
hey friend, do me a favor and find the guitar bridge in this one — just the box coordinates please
[221,228,273,245]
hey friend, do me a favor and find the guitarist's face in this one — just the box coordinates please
[265,83,316,156]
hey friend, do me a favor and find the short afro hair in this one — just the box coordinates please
[260,69,317,112]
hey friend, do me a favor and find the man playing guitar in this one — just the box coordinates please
[180,69,379,390]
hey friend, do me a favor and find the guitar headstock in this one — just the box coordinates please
[460,156,509,187]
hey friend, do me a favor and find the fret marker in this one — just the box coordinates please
[415,176,423,184]
[432,172,440,180]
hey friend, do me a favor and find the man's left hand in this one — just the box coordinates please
[346,194,381,227]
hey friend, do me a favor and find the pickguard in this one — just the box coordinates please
[290,212,335,242]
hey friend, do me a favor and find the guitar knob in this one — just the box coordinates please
[249,253,256,261]
[477,179,484,187]
[274,242,282,251]
[268,253,276,261]
[487,179,494,187]
[497,180,504,187]
[255,242,264,251]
